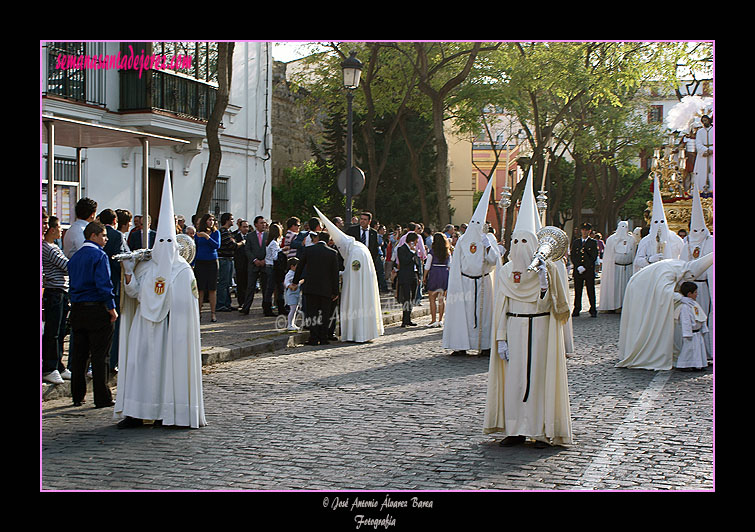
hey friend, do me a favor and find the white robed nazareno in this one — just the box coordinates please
[679,185,714,358]
[115,164,206,428]
[314,206,383,343]
[634,176,684,273]
[442,177,500,353]
[599,221,636,311]
[484,172,572,445]
[616,253,713,371]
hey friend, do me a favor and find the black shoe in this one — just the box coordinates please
[94,400,115,409]
[589,312,597,318]
[305,339,319,346]
[239,308,250,315]
[572,312,580,317]
[450,350,467,356]
[533,440,550,449]
[117,416,143,429]
[500,435,526,447]
[319,340,330,345]
[479,349,490,357]
[73,400,85,407]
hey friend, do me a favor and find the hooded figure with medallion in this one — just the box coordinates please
[314,206,383,343]
[441,177,500,356]
[115,161,206,429]
[599,220,637,312]
[484,168,572,447]
[679,184,713,359]
[634,175,684,273]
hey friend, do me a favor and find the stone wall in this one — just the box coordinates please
[271,60,323,188]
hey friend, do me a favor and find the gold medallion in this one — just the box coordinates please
[351,260,361,271]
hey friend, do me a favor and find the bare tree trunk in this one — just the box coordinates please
[196,42,235,217]
[415,42,483,225]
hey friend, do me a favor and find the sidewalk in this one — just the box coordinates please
[42,291,432,402]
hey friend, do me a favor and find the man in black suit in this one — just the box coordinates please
[570,222,599,317]
[396,232,422,327]
[347,211,379,264]
[239,216,270,315]
[347,211,384,291]
[292,231,340,345]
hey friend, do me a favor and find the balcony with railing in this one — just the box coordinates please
[118,42,218,122]
[42,42,107,108]
[119,68,217,122]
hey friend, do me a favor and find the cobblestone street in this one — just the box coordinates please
[41,284,714,494]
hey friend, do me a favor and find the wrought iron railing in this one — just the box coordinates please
[119,69,217,121]
[43,42,107,107]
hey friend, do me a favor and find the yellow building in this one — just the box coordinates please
[446,121,526,230]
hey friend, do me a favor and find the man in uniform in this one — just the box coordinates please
[570,223,598,318]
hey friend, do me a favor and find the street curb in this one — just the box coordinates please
[42,301,430,402]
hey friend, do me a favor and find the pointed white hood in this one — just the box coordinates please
[687,183,710,248]
[313,205,355,259]
[509,167,540,274]
[649,175,671,243]
[680,252,714,283]
[465,175,495,244]
[139,161,178,322]
[613,220,632,254]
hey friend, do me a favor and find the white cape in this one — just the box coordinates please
[339,240,384,342]
[484,260,573,445]
[680,234,714,357]
[441,232,499,351]
[599,228,637,311]
[313,206,383,342]
[115,257,206,428]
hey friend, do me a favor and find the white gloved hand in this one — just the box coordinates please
[498,340,509,361]
[122,257,135,276]
[577,265,586,274]
[537,262,548,291]
[650,253,664,262]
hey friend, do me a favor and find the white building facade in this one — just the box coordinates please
[42,41,272,227]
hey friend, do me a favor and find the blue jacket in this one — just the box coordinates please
[68,241,116,310]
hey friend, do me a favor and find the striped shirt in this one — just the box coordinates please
[42,240,69,290]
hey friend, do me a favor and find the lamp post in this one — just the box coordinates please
[341,50,363,223]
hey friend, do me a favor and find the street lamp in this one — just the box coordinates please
[341,50,363,222]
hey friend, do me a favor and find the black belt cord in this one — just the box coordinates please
[507,312,549,402]
[462,272,488,329]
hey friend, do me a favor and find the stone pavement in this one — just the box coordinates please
[41,280,714,493]
[42,291,427,401]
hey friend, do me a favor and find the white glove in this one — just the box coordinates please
[537,262,548,291]
[577,265,586,274]
[650,253,664,262]
[498,340,509,361]
[122,257,135,276]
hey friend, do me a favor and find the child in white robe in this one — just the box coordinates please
[675,281,709,371]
